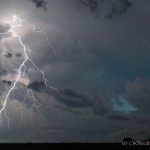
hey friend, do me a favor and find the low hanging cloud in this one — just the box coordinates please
[27,80,135,123]
[27,80,110,116]
[28,80,93,108]
[28,80,147,123]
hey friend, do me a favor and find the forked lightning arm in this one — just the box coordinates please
[0,15,54,127]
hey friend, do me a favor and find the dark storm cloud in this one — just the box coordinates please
[107,0,132,19]
[76,0,132,19]
[27,81,142,121]
[27,80,45,92]
[28,80,92,108]
[28,80,110,116]
[27,81,139,122]
[30,0,47,10]
[2,80,12,86]
[27,81,150,125]
[4,51,12,58]
[27,81,91,108]
[57,88,92,107]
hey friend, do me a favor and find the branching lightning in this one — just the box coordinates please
[0,15,54,127]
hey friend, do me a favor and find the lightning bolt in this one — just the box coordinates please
[0,15,54,127]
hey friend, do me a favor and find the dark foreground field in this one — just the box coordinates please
[0,143,149,150]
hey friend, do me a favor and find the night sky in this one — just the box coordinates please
[0,0,150,143]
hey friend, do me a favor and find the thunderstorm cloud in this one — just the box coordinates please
[0,0,149,143]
